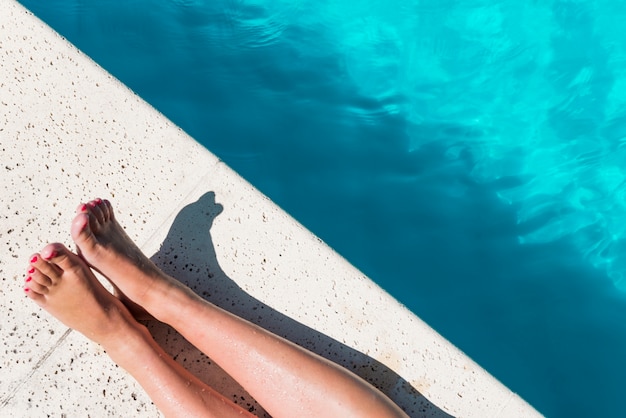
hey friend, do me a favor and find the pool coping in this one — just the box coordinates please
[0,1,542,417]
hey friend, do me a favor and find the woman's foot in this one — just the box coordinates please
[24,244,251,418]
[24,243,146,350]
[70,199,196,324]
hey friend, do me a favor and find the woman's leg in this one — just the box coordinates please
[24,243,254,418]
[71,199,408,418]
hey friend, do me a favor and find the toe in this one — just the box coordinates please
[101,199,113,221]
[30,267,52,287]
[71,213,95,245]
[24,285,45,302]
[76,202,88,214]
[40,243,62,261]
[26,278,49,295]
[41,243,84,273]
[88,200,105,224]
[31,248,62,280]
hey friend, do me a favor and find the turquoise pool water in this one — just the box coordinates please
[18,0,626,416]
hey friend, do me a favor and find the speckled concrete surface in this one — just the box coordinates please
[0,1,542,417]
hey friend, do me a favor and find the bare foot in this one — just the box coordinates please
[24,244,252,418]
[24,243,145,350]
[70,199,195,324]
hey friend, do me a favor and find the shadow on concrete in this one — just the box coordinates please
[145,191,453,418]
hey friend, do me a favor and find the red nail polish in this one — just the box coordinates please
[95,198,102,204]
[26,277,32,282]
[24,287,30,292]
[43,251,57,260]
[28,267,35,274]
[79,204,87,212]
[30,256,38,263]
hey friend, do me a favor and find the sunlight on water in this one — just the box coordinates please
[328,0,626,289]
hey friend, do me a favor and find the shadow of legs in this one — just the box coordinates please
[147,192,452,418]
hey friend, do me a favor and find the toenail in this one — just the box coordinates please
[95,198,102,204]
[26,277,32,282]
[30,256,38,263]
[79,204,87,212]
[27,267,35,274]
[24,287,30,292]
[43,251,57,260]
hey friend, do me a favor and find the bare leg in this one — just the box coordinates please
[24,243,254,418]
[71,199,408,418]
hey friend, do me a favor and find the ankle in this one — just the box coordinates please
[102,319,153,365]
[147,278,203,326]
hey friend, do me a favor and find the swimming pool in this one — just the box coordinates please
[17,0,626,416]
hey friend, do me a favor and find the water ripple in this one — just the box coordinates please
[223,1,303,49]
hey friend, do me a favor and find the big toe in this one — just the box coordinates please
[71,212,96,247]
[39,243,82,272]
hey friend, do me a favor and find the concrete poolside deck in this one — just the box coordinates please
[0,1,542,416]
